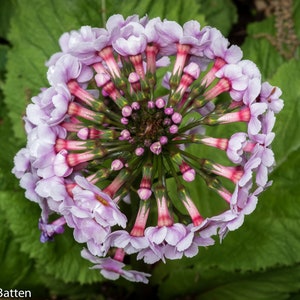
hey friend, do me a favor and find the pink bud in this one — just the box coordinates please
[159,136,168,145]
[131,102,140,110]
[171,112,182,124]
[148,101,155,109]
[77,128,89,140]
[128,72,140,83]
[119,129,131,140]
[135,147,145,156]
[164,107,174,115]
[111,159,124,171]
[121,117,129,125]
[155,98,166,109]
[150,142,162,155]
[122,105,132,117]
[183,62,200,79]
[137,188,152,200]
[182,169,196,182]
[169,125,178,134]
[95,72,111,87]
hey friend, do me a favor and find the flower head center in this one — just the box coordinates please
[139,112,164,141]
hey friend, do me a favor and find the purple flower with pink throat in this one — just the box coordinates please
[12,14,283,283]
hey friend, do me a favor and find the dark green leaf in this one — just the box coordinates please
[0,189,102,284]
[199,0,237,36]
[153,262,300,300]
[114,0,205,25]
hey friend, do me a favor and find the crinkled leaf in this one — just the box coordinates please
[179,148,300,273]
[159,58,300,284]
[0,190,101,284]
[268,58,300,166]
[199,0,237,36]
[153,262,300,300]
[242,17,286,79]
[3,0,106,140]
[0,0,15,39]
[0,211,39,288]
[0,109,22,190]
[242,1,300,80]
[115,0,205,25]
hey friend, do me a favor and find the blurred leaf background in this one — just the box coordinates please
[0,0,300,299]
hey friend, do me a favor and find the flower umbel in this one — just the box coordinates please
[12,14,283,283]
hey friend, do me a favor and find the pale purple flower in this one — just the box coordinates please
[53,149,73,177]
[242,77,261,106]
[73,176,127,228]
[58,26,109,64]
[211,184,265,239]
[238,156,261,187]
[259,82,284,113]
[113,34,148,56]
[81,249,151,283]
[12,148,31,179]
[251,133,275,186]
[137,245,163,264]
[144,17,163,43]
[261,110,276,134]
[47,54,93,88]
[26,87,71,126]
[19,172,41,203]
[155,19,183,52]
[203,28,243,63]
[164,224,215,259]
[106,230,149,255]
[227,132,248,164]
[39,216,66,242]
[247,102,268,135]
[215,63,249,101]
[141,224,213,261]
[180,20,211,55]
[35,176,69,212]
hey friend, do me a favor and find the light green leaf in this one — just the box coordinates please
[268,58,300,167]
[199,0,237,36]
[242,17,285,80]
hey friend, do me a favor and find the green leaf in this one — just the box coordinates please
[242,0,300,80]
[0,0,15,40]
[154,264,300,300]
[242,17,285,80]
[0,211,33,287]
[199,0,237,36]
[182,148,300,273]
[268,58,300,167]
[0,189,102,284]
[115,0,205,25]
[0,108,22,190]
[3,0,106,140]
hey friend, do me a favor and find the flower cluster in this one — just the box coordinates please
[12,14,283,283]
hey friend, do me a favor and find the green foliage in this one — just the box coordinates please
[1,0,300,299]
[199,0,237,36]
[153,263,300,300]
[113,0,205,25]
